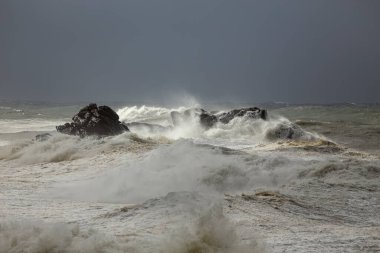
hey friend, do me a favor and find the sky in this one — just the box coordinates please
[1,0,379,104]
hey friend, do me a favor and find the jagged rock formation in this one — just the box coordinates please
[56,103,129,137]
[217,107,267,124]
[170,107,267,129]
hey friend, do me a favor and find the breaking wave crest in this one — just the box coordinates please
[117,105,322,145]
[0,133,157,164]
[0,220,127,253]
[117,105,187,126]
[0,203,264,253]
[161,204,263,253]
[0,105,331,166]
[51,141,311,204]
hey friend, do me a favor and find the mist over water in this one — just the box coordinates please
[0,101,379,252]
[51,140,314,204]
[2,0,380,250]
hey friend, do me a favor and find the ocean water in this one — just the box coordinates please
[0,102,379,253]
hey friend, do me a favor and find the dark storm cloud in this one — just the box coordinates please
[1,0,379,103]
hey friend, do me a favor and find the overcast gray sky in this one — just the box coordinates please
[1,0,379,104]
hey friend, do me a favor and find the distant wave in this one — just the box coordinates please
[0,119,64,134]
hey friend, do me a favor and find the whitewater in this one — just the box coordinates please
[0,102,379,253]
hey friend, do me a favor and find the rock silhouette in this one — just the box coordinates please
[56,103,129,137]
[170,107,267,129]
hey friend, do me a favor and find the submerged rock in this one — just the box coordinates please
[35,133,52,142]
[56,103,129,137]
[266,122,305,140]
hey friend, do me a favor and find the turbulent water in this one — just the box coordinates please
[0,101,379,253]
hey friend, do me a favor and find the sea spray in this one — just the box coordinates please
[0,202,264,253]
[2,103,376,252]
[0,220,130,253]
[159,203,264,253]
[0,132,156,164]
[50,140,313,204]
[117,105,320,145]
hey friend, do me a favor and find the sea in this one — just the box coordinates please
[0,100,379,253]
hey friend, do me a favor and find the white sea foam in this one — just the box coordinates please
[0,132,155,164]
[0,140,9,147]
[116,105,320,148]
[2,103,376,252]
[51,140,312,204]
[117,105,188,126]
[160,203,263,253]
[0,220,131,253]
[0,203,263,253]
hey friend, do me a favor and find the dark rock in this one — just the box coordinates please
[199,110,218,128]
[218,107,267,124]
[35,133,52,142]
[98,105,119,122]
[170,107,267,129]
[266,123,305,140]
[56,104,129,137]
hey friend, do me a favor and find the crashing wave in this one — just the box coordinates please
[116,105,320,143]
